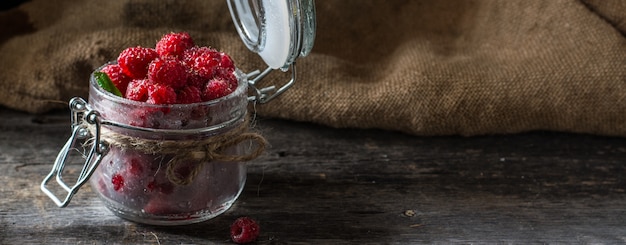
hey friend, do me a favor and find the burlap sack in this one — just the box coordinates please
[1,0,624,137]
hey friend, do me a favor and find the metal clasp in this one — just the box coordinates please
[247,63,297,104]
[40,97,109,207]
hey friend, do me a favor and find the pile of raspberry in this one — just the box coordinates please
[101,32,237,104]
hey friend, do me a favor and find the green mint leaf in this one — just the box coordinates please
[94,71,123,97]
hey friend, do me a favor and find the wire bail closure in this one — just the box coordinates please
[40,97,109,207]
[246,63,297,104]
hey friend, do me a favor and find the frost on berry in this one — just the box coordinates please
[148,58,188,89]
[101,64,132,95]
[125,79,151,102]
[117,47,159,79]
[218,52,236,71]
[147,83,177,105]
[215,68,239,90]
[156,32,195,58]
[230,217,260,244]
[203,78,233,101]
[183,46,221,80]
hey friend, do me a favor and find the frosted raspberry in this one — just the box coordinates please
[177,85,203,104]
[186,74,206,89]
[215,69,239,89]
[218,52,236,71]
[148,58,187,89]
[147,83,177,104]
[203,78,233,101]
[146,179,175,195]
[183,46,221,79]
[117,47,159,79]
[128,108,162,128]
[143,197,179,215]
[230,217,260,244]
[125,79,151,102]
[111,173,124,191]
[128,158,144,177]
[155,32,194,58]
[100,64,132,95]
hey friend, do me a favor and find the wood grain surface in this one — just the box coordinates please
[1,107,625,244]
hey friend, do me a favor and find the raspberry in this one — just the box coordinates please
[111,173,125,191]
[148,58,188,89]
[230,217,260,244]
[143,197,179,215]
[128,158,144,177]
[155,32,194,58]
[203,77,233,101]
[177,85,203,104]
[125,79,151,102]
[215,69,239,89]
[146,179,174,195]
[128,107,164,128]
[218,52,236,71]
[117,47,159,79]
[147,83,177,104]
[183,46,221,79]
[186,74,206,89]
[100,64,132,95]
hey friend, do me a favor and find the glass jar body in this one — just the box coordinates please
[87,66,249,226]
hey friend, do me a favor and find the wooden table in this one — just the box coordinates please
[1,106,625,244]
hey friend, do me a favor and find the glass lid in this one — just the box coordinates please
[227,0,316,70]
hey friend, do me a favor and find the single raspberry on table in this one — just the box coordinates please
[117,47,159,79]
[203,77,234,101]
[230,217,260,244]
[100,64,132,95]
[148,58,188,89]
[156,32,195,58]
[147,83,177,105]
[125,79,151,102]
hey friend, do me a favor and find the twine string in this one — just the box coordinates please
[86,118,267,185]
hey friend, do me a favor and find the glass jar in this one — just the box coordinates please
[41,0,316,226]
[83,66,250,225]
